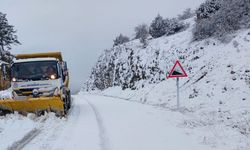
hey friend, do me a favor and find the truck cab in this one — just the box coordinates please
[0,52,71,116]
[11,58,66,98]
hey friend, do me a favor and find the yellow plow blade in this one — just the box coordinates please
[0,97,64,115]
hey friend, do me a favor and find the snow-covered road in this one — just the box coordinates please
[1,93,211,150]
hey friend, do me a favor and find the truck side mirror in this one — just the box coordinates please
[1,63,7,80]
[62,61,68,76]
[63,61,67,70]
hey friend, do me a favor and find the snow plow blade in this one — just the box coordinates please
[0,97,64,116]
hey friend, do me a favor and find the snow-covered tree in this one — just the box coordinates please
[89,50,112,90]
[113,34,129,47]
[134,24,149,48]
[165,18,186,36]
[147,50,164,84]
[236,0,250,28]
[0,12,20,51]
[178,8,194,20]
[149,14,186,38]
[193,0,250,41]
[196,0,221,20]
[135,24,149,39]
[149,14,166,38]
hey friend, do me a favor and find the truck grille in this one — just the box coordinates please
[14,88,34,96]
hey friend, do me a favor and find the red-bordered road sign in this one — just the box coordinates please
[167,60,188,78]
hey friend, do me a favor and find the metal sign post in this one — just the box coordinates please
[167,60,188,110]
[176,77,179,109]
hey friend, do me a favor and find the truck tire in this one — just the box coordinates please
[62,97,68,115]
[67,90,71,109]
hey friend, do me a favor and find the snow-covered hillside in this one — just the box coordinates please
[84,18,250,149]
[0,17,249,150]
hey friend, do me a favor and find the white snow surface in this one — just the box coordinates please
[0,92,249,150]
[0,93,218,150]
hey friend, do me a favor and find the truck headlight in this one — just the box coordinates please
[50,75,56,80]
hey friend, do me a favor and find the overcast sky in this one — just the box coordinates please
[0,0,204,93]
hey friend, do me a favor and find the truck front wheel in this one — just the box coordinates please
[63,91,71,115]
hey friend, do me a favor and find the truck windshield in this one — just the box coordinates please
[11,61,59,81]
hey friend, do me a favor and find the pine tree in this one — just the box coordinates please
[165,18,186,36]
[0,12,20,51]
[193,0,250,40]
[149,14,167,38]
[196,0,221,20]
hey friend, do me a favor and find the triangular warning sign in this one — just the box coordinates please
[167,60,188,78]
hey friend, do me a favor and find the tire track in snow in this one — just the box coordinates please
[84,97,112,150]
[7,128,41,150]
[7,115,49,150]
[21,97,75,150]
[6,97,74,150]
[6,97,75,150]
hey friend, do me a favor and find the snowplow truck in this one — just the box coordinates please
[0,52,71,116]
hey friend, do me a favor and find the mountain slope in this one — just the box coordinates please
[84,17,250,149]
